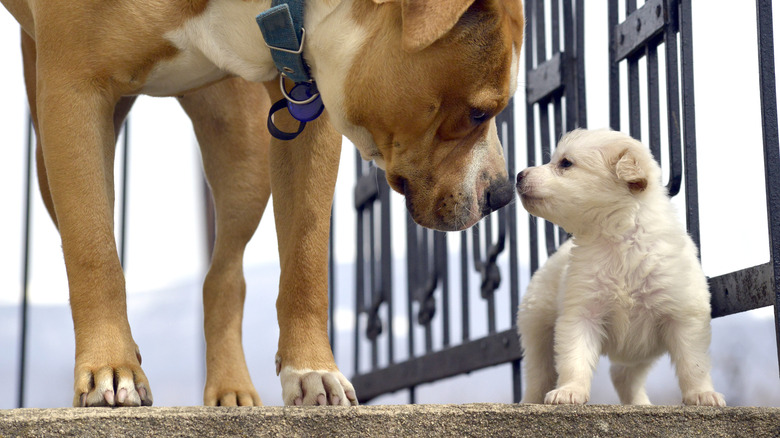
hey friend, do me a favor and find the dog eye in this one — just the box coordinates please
[559,158,574,169]
[470,108,490,125]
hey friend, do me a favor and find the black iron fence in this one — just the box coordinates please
[344,0,780,404]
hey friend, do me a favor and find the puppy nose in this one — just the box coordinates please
[485,178,515,213]
[516,170,525,183]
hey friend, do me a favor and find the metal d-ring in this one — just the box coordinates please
[279,74,320,105]
[265,27,307,55]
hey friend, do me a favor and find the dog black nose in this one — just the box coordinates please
[485,178,515,213]
[516,170,530,192]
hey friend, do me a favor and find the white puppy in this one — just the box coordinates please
[515,128,725,406]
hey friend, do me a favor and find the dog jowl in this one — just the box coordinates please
[1,0,524,407]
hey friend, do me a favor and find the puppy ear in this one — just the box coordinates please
[388,0,476,53]
[615,149,648,193]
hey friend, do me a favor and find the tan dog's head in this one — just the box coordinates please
[516,129,663,237]
[311,0,524,231]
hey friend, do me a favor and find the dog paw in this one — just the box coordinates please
[204,388,262,407]
[278,362,358,406]
[73,364,153,407]
[204,376,262,407]
[544,387,590,405]
[683,391,726,407]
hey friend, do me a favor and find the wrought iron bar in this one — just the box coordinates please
[755,0,780,373]
[119,119,130,267]
[17,114,34,409]
[679,0,701,246]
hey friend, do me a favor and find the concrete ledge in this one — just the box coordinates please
[1,404,779,437]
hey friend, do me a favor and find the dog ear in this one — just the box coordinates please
[615,149,648,193]
[374,0,476,53]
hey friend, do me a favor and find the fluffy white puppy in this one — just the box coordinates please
[515,128,725,406]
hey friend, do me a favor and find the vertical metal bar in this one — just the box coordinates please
[627,2,642,140]
[119,119,130,268]
[422,230,433,353]
[563,0,576,131]
[576,0,588,127]
[485,227,496,335]
[535,0,547,63]
[539,104,557,256]
[551,0,561,53]
[662,3,684,198]
[679,0,701,246]
[405,215,416,357]
[646,45,661,161]
[369,205,378,368]
[437,232,450,347]
[17,113,34,409]
[627,61,641,139]
[755,0,780,375]
[525,0,539,275]
[380,176,394,364]
[553,97,563,144]
[329,203,335,352]
[353,156,364,375]
[460,231,470,342]
[501,100,522,403]
[538,102,553,144]
[609,0,621,130]
[405,213,417,404]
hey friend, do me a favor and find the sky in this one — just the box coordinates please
[0,1,778,407]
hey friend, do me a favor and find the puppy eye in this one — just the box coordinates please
[470,108,490,125]
[559,158,574,169]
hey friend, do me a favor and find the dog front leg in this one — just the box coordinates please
[546,312,603,405]
[34,57,151,407]
[265,82,357,406]
[179,78,271,407]
[664,317,726,406]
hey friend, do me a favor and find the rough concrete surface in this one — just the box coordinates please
[1,404,779,437]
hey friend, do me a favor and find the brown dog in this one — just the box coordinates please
[1,0,524,407]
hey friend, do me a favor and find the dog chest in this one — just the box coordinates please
[141,0,279,96]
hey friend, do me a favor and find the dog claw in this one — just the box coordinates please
[116,388,128,404]
[104,389,115,406]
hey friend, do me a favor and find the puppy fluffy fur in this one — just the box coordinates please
[515,128,725,406]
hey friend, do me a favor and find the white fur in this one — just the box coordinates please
[277,365,357,406]
[509,46,519,96]
[516,128,725,406]
[304,0,384,167]
[144,1,277,95]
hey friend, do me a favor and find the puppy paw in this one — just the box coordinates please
[278,360,358,406]
[683,391,726,407]
[544,387,590,405]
